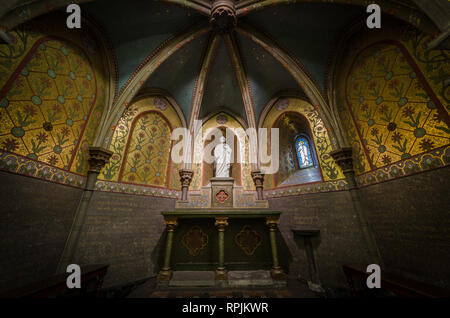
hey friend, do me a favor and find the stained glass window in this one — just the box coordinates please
[295,136,313,168]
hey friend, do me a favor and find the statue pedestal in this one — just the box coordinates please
[210,177,234,208]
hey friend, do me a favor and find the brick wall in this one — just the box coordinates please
[74,191,176,288]
[360,166,450,289]
[269,190,371,289]
[0,171,82,292]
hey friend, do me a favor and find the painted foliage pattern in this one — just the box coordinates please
[0,18,107,176]
[99,97,182,190]
[262,98,344,189]
[337,24,450,176]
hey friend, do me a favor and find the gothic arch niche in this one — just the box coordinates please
[190,112,255,191]
[260,97,344,189]
[98,96,184,190]
[202,126,242,186]
[273,112,322,186]
[118,110,173,187]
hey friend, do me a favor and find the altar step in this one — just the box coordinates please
[167,270,285,288]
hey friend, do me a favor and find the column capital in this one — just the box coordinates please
[330,147,354,173]
[251,170,265,200]
[179,169,194,186]
[251,170,264,186]
[88,146,113,174]
[215,216,229,230]
[164,217,178,231]
[265,216,279,229]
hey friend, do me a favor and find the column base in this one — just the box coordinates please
[157,268,172,284]
[270,267,286,281]
[215,267,228,281]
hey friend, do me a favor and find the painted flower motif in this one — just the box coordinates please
[216,114,228,124]
[138,132,145,139]
[36,132,48,143]
[414,81,423,90]
[379,104,389,113]
[24,105,37,116]
[368,81,377,90]
[154,98,167,110]
[276,99,289,111]
[53,104,62,113]
[147,145,153,151]
[61,127,70,135]
[15,77,24,88]
[361,103,369,112]
[40,77,52,89]
[144,166,150,173]
[391,132,403,143]
[128,175,136,182]
[381,155,392,165]
[111,154,120,161]
[432,113,444,124]
[1,138,19,152]
[55,53,64,63]
[388,79,399,90]
[65,80,73,89]
[370,128,379,136]
[73,102,80,111]
[133,153,141,159]
[47,154,59,165]
[83,79,89,89]
[402,106,415,118]
[419,139,435,151]
[151,127,157,133]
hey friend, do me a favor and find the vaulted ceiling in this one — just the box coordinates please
[0,0,439,128]
[84,0,364,125]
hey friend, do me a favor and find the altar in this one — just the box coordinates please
[157,208,286,286]
[156,130,286,286]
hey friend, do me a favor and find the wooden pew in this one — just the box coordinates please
[342,264,450,298]
[0,264,108,298]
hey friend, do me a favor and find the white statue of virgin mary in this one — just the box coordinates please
[214,136,232,177]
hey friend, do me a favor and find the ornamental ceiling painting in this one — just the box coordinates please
[0,14,108,177]
[336,21,450,176]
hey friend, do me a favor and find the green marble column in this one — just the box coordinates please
[157,217,178,283]
[215,217,228,281]
[266,217,286,280]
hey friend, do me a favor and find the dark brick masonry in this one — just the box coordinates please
[0,171,82,292]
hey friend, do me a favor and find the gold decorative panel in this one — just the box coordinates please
[182,226,208,256]
[235,225,262,256]
[99,96,183,190]
[0,16,108,176]
[336,22,450,176]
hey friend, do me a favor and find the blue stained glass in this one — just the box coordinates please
[296,137,313,168]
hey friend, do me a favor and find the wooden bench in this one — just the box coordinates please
[343,264,450,298]
[0,264,108,298]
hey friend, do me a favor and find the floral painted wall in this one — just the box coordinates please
[98,96,183,191]
[336,21,450,185]
[0,14,108,183]
[261,97,344,189]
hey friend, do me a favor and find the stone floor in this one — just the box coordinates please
[126,273,320,298]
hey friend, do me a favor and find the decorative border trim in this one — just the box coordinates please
[264,179,348,198]
[0,151,86,188]
[95,180,181,199]
[356,144,450,187]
